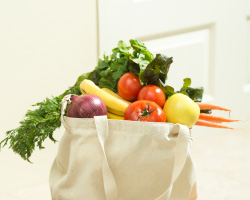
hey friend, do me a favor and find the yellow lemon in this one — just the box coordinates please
[163,93,200,128]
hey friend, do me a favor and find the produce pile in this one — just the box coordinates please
[0,39,238,162]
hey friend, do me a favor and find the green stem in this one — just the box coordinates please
[137,103,156,121]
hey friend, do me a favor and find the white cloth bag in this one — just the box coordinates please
[49,96,197,200]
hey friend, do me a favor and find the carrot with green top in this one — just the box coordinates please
[196,103,231,112]
[195,119,234,129]
[199,113,240,123]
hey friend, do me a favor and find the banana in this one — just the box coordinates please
[106,107,124,116]
[101,88,131,116]
[101,88,130,103]
[107,112,124,120]
[80,88,87,95]
[80,79,130,116]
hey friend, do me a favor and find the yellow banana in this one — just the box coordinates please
[106,107,124,116]
[101,88,131,116]
[80,79,130,116]
[81,89,86,95]
[107,112,124,120]
[101,88,130,103]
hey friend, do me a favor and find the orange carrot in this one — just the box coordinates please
[199,113,240,123]
[196,103,231,112]
[195,119,234,129]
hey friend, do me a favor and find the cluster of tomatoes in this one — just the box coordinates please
[118,72,167,122]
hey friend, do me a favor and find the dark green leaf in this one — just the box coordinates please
[96,55,109,70]
[88,70,99,85]
[128,60,140,76]
[186,87,204,102]
[160,82,175,98]
[200,109,212,114]
[140,54,173,86]
[99,77,118,92]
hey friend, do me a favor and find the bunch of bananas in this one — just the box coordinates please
[80,79,130,120]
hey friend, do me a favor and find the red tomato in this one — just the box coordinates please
[124,100,166,122]
[137,85,166,108]
[118,72,142,101]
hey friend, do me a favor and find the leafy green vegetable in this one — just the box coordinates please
[140,54,173,86]
[160,84,175,97]
[86,39,154,92]
[177,78,204,102]
[0,97,61,162]
[0,74,87,162]
[130,39,154,61]
[128,60,140,76]
[90,39,174,94]
[179,78,192,95]
[92,41,131,92]
[186,87,204,102]
[129,39,154,77]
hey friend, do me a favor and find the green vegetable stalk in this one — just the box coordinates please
[0,74,87,162]
[0,39,204,162]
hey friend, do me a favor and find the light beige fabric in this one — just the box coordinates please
[49,96,197,200]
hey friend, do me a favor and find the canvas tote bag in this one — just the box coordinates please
[49,95,197,200]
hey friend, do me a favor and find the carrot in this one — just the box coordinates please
[199,113,240,123]
[196,103,231,112]
[195,119,234,129]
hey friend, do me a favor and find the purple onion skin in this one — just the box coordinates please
[66,94,107,118]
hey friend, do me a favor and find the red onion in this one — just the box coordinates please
[66,94,107,118]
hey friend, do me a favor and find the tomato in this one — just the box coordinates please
[124,100,166,122]
[137,85,166,108]
[118,72,142,101]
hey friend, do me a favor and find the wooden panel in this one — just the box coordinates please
[143,28,213,102]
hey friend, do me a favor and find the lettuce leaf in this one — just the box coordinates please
[186,87,204,102]
[139,54,173,86]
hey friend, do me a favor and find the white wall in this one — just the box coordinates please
[0,0,98,196]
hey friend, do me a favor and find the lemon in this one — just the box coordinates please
[163,93,200,128]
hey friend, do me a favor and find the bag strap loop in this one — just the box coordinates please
[94,116,118,200]
[155,124,190,200]
[60,94,72,130]
[94,116,190,200]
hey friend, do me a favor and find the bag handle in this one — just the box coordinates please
[94,116,190,200]
[94,116,118,200]
[60,94,72,130]
[61,96,117,199]
[155,124,190,200]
